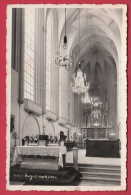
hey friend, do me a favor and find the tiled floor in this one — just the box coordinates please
[66,149,120,166]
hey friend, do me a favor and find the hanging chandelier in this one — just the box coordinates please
[55,8,73,71]
[71,9,88,94]
[72,62,88,94]
[81,85,90,104]
[63,7,67,49]
[90,96,103,108]
[55,53,73,71]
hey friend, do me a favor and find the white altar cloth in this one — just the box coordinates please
[13,145,67,167]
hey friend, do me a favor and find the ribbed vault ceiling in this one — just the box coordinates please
[56,7,122,124]
[58,7,122,65]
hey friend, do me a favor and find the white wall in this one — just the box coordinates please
[11,70,43,145]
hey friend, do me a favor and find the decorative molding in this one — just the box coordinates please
[65,121,73,129]
[24,99,42,116]
[58,117,68,127]
[45,110,57,121]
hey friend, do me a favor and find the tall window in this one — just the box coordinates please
[46,12,53,110]
[24,8,35,101]
[11,9,17,71]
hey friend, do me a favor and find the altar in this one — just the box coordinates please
[11,145,81,185]
[86,139,120,158]
[13,145,67,168]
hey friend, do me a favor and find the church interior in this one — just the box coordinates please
[9,6,126,186]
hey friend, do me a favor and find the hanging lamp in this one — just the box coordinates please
[63,8,67,49]
[55,8,73,71]
[71,9,88,94]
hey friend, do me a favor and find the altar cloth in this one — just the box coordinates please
[13,145,67,167]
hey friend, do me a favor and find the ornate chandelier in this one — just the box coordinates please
[81,85,90,104]
[72,62,88,94]
[55,53,73,71]
[90,96,103,108]
[55,8,73,71]
[71,9,88,94]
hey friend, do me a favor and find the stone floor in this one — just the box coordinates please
[66,149,120,166]
[10,149,121,186]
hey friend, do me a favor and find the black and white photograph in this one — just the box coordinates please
[6,4,127,191]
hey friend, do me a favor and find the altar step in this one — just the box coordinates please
[66,163,121,186]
